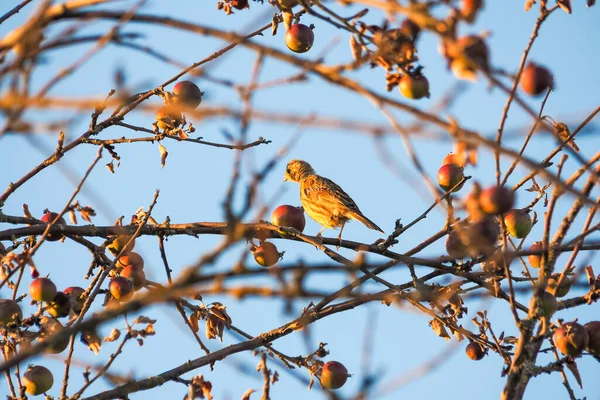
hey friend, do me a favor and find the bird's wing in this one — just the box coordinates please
[302,175,360,212]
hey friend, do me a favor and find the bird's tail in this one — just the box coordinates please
[348,211,384,233]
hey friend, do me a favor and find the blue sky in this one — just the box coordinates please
[1,0,599,399]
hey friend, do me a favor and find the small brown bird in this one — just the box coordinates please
[283,159,383,240]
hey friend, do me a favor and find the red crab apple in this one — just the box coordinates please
[173,81,203,110]
[584,321,600,357]
[479,186,514,215]
[399,73,430,99]
[0,299,22,325]
[441,153,465,167]
[64,286,85,313]
[48,292,70,318]
[321,361,348,390]
[520,62,553,96]
[446,230,469,259]
[23,365,54,395]
[528,242,544,268]
[530,291,558,318]
[437,164,464,192]
[271,205,306,233]
[468,217,500,255]
[155,106,184,130]
[400,18,420,41]
[285,24,314,53]
[465,342,485,360]
[117,252,144,270]
[109,276,134,302]
[553,322,589,357]
[29,277,57,303]
[120,265,146,291]
[503,209,532,239]
[107,235,135,256]
[547,275,572,298]
[40,211,66,241]
[252,242,281,267]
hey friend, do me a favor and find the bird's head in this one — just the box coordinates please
[283,159,314,182]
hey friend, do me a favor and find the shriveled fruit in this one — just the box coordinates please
[30,278,57,303]
[109,276,134,302]
[107,235,135,256]
[173,81,203,110]
[47,292,71,318]
[584,321,600,357]
[285,24,314,53]
[64,286,85,313]
[479,186,514,215]
[553,322,589,357]
[446,230,469,259]
[530,291,558,318]
[155,106,184,130]
[120,265,146,291]
[321,361,348,389]
[528,242,543,268]
[504,209,532,239]
[0,299,22,325]
[271,205,306,233]
[437,164,464,192]
[252,242,280,267]
[117,252,144,269]
[399,73,430,99]
[40,211,66,241]
[465,342,485,360]
[521,62,553,96]
[23,365,54,395]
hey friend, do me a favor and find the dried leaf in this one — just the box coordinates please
[106,161,115,173]
[282,10,293,31]
[241,389,256,400]
[524,0,535,11]
[557,0,572,13]
[430,319,451,340]
[68,210,77,225]
[271,371,279,384]
[144,324,156,335]
[103,329,121,342]
[565,359,583,388]
[137,338,144,346]
[588,0,596,7]
[133,316,157,325]
[554,122,580,151]
[349,35,362,61]
[159,143,168,168]
[189,312,199,332]
[308,377,314,391]
[271,13,279,36]
[23,204,33,220]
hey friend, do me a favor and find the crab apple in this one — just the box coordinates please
[437,164,464,192]
[441,153,465,168]
[120,265,146,291]
[23,365,54,395]
[584,321,600,357]
[479,186,514,215]
[446,230,469,259]
[554,322,589,357]
[547,275,572,298]
[252,242,280,267]
[528,242,544,268]
[503,209,532,239]
[40,211,66,241]
[173,81,203,110]
[465,342,485,360]
[530,291,558,318]
[117,251,144,270]
[285,24,314,53]
[0,299,22,325]
[461,0,483,22]
[155,106,184,130]
[107,235,136,256]
[399,73,430,99]
[39,317,69,354]
[321,361,348,390]
[520,62,553,96]
[64,286,85,313]
[271,205,306,233]
[468,217,500,255]
[400,18,420,41]
[109,276,134,302]
[30,278,57,303]
[48,292,70,318]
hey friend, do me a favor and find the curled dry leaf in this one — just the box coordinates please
[81,330,102,355]
[241,388,256,400]
[524,0,535,11]
[103,328,121,342]
[159,143,168,168]
[271,14,279,36]
[23,204,33,220]
[133,315,157,325]
[430,319,451,340]
[588,0,596,7]
[557,0,572,13]
[189,312,200,333]
[69,210,77,225]
[282,10,293,31]
[349,35,362,61]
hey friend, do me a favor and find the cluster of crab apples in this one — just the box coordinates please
[0,212,147,396]
[154,80,203,132]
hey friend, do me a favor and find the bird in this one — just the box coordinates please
[283,159,384,240]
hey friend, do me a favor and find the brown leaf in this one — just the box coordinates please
[557,0,572,13]
[69,210,78,225]
[565,359,583,388]
[23,204,33,220]
[241,389,255,400]
[430,319,451,340]
[349,35,362,61]
[133,316,157,325]
[81,330,102,355]
[189,312,199,333]
[159,143,168,168]
[103,329,121,342]
[524,0,536,11]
